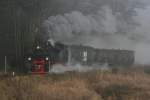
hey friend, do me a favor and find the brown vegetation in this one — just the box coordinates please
[0,69,150,100]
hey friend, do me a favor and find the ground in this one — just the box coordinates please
[0,68,150,100]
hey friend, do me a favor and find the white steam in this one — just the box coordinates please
[133,6,150,64]
[50,64,109,73]
[43,1,150,65]
[43,6,120,45]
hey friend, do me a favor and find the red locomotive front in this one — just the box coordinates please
[25,40,63,74]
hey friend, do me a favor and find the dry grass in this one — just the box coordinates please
[0,69,150,100]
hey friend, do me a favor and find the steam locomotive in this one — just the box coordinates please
[24,40,135,74]
[24,40,65,74]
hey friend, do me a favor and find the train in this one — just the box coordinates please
[24,40,135,74]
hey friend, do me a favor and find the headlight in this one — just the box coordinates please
[28,57,31,61]
[45,57,49,61]
[37,46,40,49]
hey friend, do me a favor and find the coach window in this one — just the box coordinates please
[83,51,88,62]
